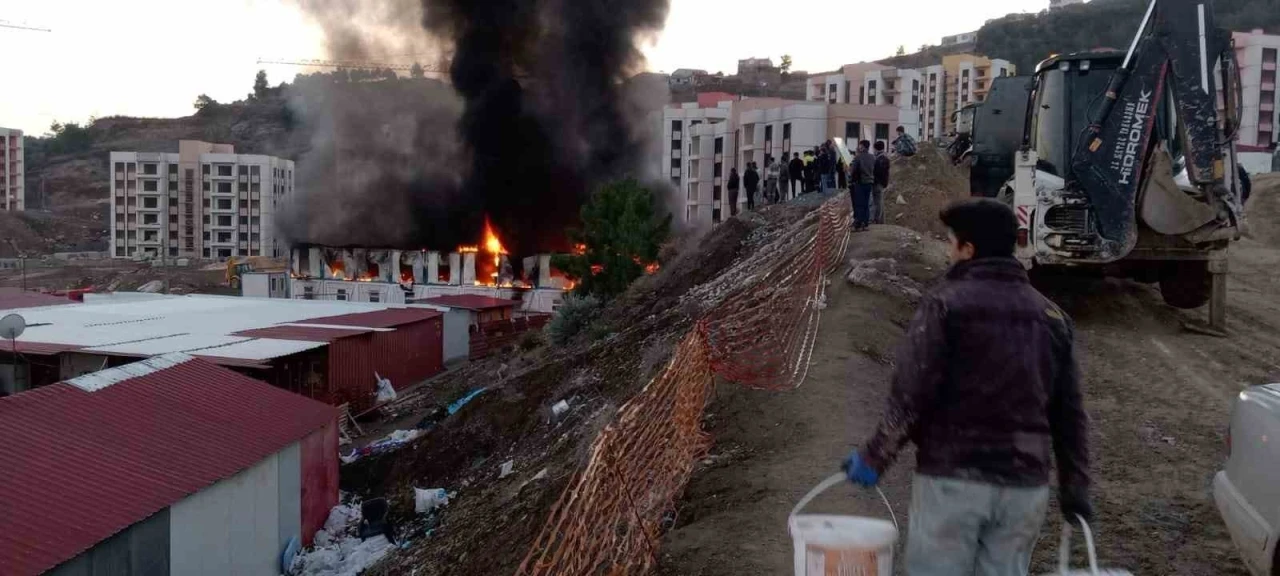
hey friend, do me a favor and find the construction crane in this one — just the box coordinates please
[0,20,51,32]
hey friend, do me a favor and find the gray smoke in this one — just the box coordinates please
[283,0,671,254]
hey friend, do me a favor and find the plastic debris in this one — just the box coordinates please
[291,501,395,576]
[551,400,570,419]
[414,488,450,514]
[340,429,424,465]
[374,373,397,403]
[447,388,487,415]
[499,459,514,479]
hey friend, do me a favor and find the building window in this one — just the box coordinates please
[143,230,158,242]
[671,119,682,132]
[875,123,891,141]
[369,291,381,303]
[336,288,348,301]
[869,79,877,91]
[250,233,259,243]
[671,138,680,151]
[844,81,851,103]
[217,232,232,243]
[765,125,773,142]
[251,165,260,176]
[713,163,723,177]
[239,182,249,192]
[143,180,158,192]
[116,247,125,257]
[714,137,724,154]
[783,123,791,139]
[217,165,233,177]
[250,216,260,225]
[859,86,866,104]
[203,247,211,258]
[142,197,158,208]
[168,164,178,175]
[868,93,877,105]
[203,182,211,192]
[670,158,680,169]
[203,215,210,224]
[217,215,232,226]
[142,214,158,225]
[142,163,158,175]
[217,182,232,194]
[713,185,722,201]
[303,285,314,300]
[238,165,248,176]
[845,122,861,141]
[217,198,232,210]
[115,162,124,173]
[202,164,211,175]
[712,208,722,223]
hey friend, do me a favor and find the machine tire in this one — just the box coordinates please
[1158,261,1211,309]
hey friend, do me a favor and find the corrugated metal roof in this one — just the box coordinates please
[0,354,337,576]
[233,325,375,342]
[5,294,408,357]
[193,338,327,360]
[8,341,83,355]
[83,334,252,356]
[295,307,443,329]
[0,289,75,312]
[415,295,521,311]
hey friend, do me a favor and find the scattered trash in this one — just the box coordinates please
[448,388,487,415]
[896,194,907,205]
[414,488,451,514]
[499,459,515,479]
[340,429,424,464]
[551,400,570,420]
[291,501,395,576]
[374,373,397,403]
[531,468,547,482]
[136,280,164,293]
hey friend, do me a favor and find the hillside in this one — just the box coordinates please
[976,0,1280,73]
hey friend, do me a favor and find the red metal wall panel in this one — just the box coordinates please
[299,422,339,546]
[369,317,443,392]
[324,333,376,410]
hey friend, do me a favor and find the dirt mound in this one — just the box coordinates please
[884,147,970,239]
[1246,173,1280,248]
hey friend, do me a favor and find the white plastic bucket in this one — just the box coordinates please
[789,473,899,576]
[1041,516,1133,576]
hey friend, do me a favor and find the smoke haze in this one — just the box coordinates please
[282,0,671,255]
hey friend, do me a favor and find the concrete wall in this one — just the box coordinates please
[169,443,298,576]
[242,273,270,298]
[291,279,408,304]
[49,509,170,576]
[440,307,471,363]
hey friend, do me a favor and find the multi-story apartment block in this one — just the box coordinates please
[863,68,925,140]
[660,98,904,228]
[110,140,294,260]
[0,128,23,212]
[943,54,1016,133]
[1232,30,1280,151]
[918,65,948,141]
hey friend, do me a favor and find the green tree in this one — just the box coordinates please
[253,70,269,99]
[193,94,218,111]
[45,120,93,155]
[779,54,793,75]
[552,178,671,298]
[410,62,425,78]
[896,45,907,56]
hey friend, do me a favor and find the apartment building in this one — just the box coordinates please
[941,31,978,46]
[863,68,925,139]
[943,54,1016,133]
[110,140,295,260]
[661,98,903,228]
[919,65,948,140]
[807,62,890,105]
[1233,30,1280,152]
[0,128,22,212]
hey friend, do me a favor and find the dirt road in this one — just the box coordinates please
[659,177,1280,574]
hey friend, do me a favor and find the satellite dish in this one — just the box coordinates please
[0,314,26,340]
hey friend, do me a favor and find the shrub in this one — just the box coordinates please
[546,294,603,346]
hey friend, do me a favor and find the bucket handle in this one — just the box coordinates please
[790,472,899,531]
[1056,515,1100,575]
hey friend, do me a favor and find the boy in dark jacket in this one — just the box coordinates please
[844,199,1091,576]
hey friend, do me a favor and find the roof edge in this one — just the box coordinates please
[64,353,195,392]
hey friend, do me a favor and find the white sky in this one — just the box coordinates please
[2,0,1047,135]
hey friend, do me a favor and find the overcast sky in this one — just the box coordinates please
[3,0,1046,135]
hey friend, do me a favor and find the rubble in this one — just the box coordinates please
[292,502,395,576]
[846,258,924,302]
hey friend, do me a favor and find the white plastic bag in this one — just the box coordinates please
[374,372,396,403]
[414,488,449,513]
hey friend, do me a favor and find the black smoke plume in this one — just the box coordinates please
[283,0,670,255]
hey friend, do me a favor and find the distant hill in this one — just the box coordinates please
[976,0,1280,73]
[873,0,1280,74]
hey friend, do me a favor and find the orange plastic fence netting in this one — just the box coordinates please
[517,197,852,576]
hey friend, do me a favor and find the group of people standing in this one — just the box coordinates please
[722,125,917,224]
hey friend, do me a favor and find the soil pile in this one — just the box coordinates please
[884,147,970,238]
[1246,173,1280,248]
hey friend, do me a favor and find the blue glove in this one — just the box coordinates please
[843,450,880,487]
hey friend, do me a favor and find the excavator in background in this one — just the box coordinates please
[225,256,287,289]
[970,0,1247,330]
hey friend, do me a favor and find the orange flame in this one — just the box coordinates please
[458,245,480,253]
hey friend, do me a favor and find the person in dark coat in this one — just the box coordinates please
[788,153,805,201]
[837,157,848,191]
[843,199,1091,576]
[727,167,740,216]
[872,141,891,224]
[744,162,761,211]
[849,140,877,230]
